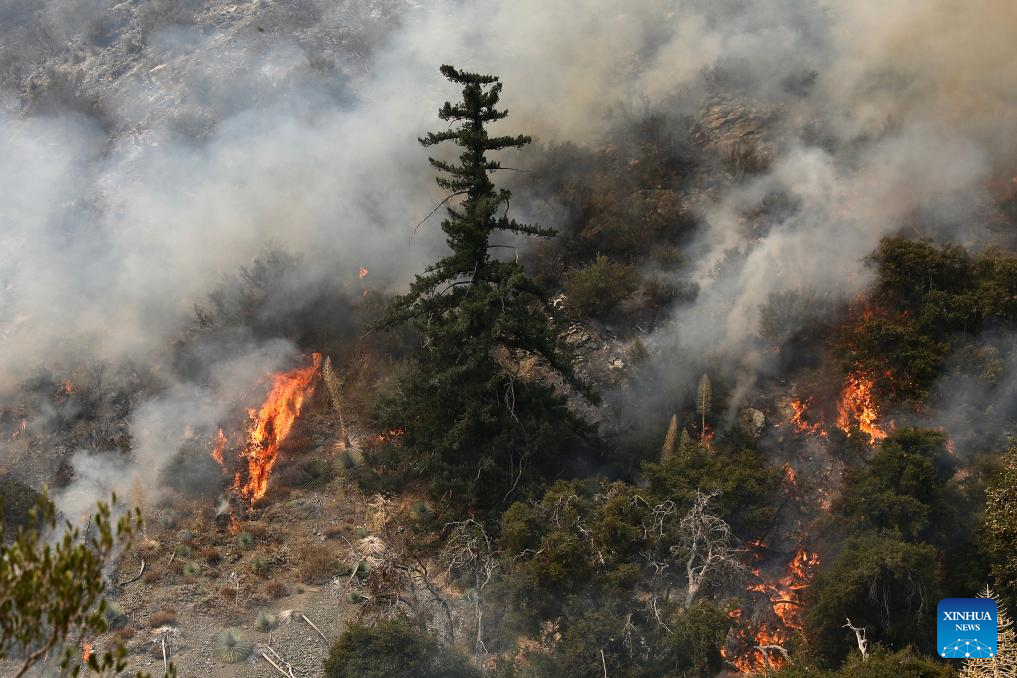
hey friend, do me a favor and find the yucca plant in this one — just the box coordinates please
[250,556,270,576]
[182,561,201,577]
[235,531,255,550]
[213,628,252,663]
[158,509,178,529]
[354,560,372,579]
[346,590,366,604]
[254,611,278,633]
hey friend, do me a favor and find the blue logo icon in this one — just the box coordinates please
[938,598,997,659]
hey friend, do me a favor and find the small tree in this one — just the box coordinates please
[0,492,144,677]
[379,65,592,506]
[323,618,479,678]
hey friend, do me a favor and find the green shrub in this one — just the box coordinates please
[0,474,42,532]
[323,618,479,678]
[235,532,255,550]
[565,256,640,318]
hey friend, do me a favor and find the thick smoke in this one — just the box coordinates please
[1,0,1015,507]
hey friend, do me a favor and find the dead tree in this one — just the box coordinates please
[672,490,743,608]
[442,519,497,667]
[843,618,869,661]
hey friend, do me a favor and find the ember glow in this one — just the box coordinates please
[358,267,369,279]
[836,372,889,441]
[231,353,321,504]
[82,642,93,664]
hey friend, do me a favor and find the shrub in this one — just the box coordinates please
[564,256,640,318]
[213,628,253,664]
[182,562,201,577]
[265,581,288,599]
[203,548,222,566]
[299,544,338,584]
[103,602,130,630]
[0,474,42,532]
[148,609,177,628]
[142,567,161,585]
[250,556,271,576]
[158,509,178,529]
[323,618,479,678]
[302,458,333,486]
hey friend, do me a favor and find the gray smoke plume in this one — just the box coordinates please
[1,0,1015,505]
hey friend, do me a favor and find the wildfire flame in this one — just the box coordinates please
[836,372,889,441]
[231,353,321,504]
[229,511,240,535]
[60,380,75,395]
[730,547,821,673]
[358,267,369,279]
[374,427,405,444]
[10,418,26,441]
[82,642,93,663]
[211,428,228,466]
[788,398,826,436]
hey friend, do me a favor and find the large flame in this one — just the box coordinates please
[232,353,321,504]
[730,547,821,673]
[836,372,889,441]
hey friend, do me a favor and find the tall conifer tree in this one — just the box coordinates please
[381,65,591,506]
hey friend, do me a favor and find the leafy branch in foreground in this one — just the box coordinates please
[0,490,164,677]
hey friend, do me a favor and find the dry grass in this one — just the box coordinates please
[142,567,162,585]
[202,548,222,566]
[265,580,288,599]
[148,609,177,628]
[297,543,337,584]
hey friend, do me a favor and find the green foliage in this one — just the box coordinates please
[564,255,640,318]
[323,618,479,678]
[771,648,950,678]
[985,438,1017,609]
[0,474,42,533]
[182,562,201,577]
[842,238,1017,403]
[213,628,252,663]
[805,534,939,667]
[377,65,592,509]
[834,428,958,544]
[0,491,145,677]
[522,599,729,678]
[643,446,778,536]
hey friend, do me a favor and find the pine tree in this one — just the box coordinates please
[958,586,1017,678]
[696,373,712,441]
[661,414,678,462]
[379,65,592,507]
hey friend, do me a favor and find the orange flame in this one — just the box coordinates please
[232,353,321,503]
[788,398,826,436]
[82,642,93,663]
[374,427,405,444]
[836,372,888,441]
[228,512,240,535]
[730,547,821,673]
[60,380,75,395]
[358,267,369,279]
[211,428,228,466]
[10,418,26,441]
